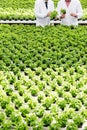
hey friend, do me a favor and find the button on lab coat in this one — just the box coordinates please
[34,0,54,27]
[57,0,83,26]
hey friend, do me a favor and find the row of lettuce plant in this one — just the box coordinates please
[0,24,87,71]
[0,24,87,129]
[0,67,87,129]
[0,0,87,20]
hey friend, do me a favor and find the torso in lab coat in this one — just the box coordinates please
[34,0,54,27]
[57,0,83,26]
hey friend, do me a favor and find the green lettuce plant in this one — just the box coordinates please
[50,10,58,19]
[63,92,72,103]
[10,112,22,125]
[0,112,5,124]
[58,99,66,110]
[1,96,10,109]
[42,113,53,127]
[49,121,60,130]
[61,9,66,14]
[28,98,38,109]
[73,114,84,128]
[58,113,68,128]
[66,122,78,130]
[5,104,15,117]
[1,120,12,130]
[37,91,45,103]
[15,122,28,130]
[20,106,30,118]
[30,86,39,96]
[42,97,52,110]
[34,105,45,118]
[14,98,23,109]
[69,98,82,111]
[33,121,43,130]
[26,113,37,126]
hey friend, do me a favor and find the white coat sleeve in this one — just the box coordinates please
[56,1,62,19]
[34,1,47,18]
[76,1,83,19]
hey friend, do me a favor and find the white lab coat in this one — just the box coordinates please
[34,0,54,27]
[57,0,83,26]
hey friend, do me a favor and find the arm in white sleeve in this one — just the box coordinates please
[76,1,83,19]
[34,1,47,18]
[56,2,62,19]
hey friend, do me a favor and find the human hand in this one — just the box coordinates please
[47,12,51,17]
[70,13,77,18]
[60,14,66,19]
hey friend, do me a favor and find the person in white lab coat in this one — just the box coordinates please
[34,0,54,27]
[57,0,83,26]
